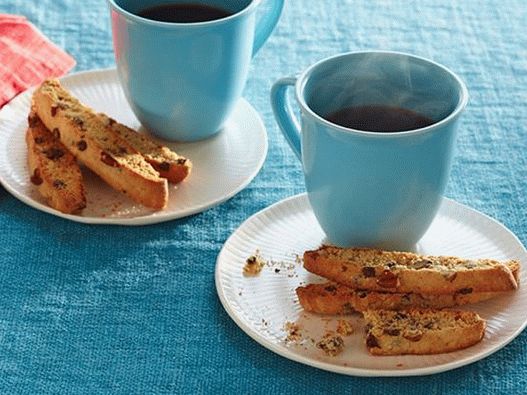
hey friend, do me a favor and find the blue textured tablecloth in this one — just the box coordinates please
[1,0,526,393]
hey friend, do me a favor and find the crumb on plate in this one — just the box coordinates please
[284,321,302,343]
[316,332,344,356]
[243,251,265,277]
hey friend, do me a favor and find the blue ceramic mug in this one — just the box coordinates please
[271,51,468,249]
[108,0,284,141]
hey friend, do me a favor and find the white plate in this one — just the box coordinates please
[0,69,267,225]
[215,193,527,376]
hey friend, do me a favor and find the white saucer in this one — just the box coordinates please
[0,69,267,225]
[215,193,527,376]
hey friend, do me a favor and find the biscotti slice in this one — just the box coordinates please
[97,112,191,183]
[303,246,519,294]
[26,110,86,214]
[32,79,168,209]
[296,282,508,314]
[363,309,486,355]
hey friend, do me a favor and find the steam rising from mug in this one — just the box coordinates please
[306,52,461,126]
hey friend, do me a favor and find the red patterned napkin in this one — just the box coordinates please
[0,14,75,108]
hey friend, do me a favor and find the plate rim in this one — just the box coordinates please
[0,68,268,225]
[215,193,527,377]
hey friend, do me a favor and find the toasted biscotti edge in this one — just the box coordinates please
[296,282,510,314]
[303,246,519,294]
[97,112,192,184]
[32,79,168,210]
[26,110,86,214]
[363,309,486,355]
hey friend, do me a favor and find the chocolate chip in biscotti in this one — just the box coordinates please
[117,146,128,154]
[28,115,39,128]
[51,105,58,117]
[34,136,45,144]
[362,266,376,278]
[376,270,399,288]
[72,116,84,126]
[394,312,408,320]
[457,287,473,295]
[77,140,87,151]
[30,168,43,185]
[52,179,66,189]
[101,152,119,167]
[72,116,86,130]
[383,328,400,336]
[44,148,65,160]
[412,259,433,269]
[424,321,435,329]
[357,291,367,299]
[324,285,337,293]
[366,334,380,348]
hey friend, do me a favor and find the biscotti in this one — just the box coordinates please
[98,112,191,184]
[296,282,507,314]
[26,110,86,214]
[32,79,168,209]
[303,246,519,294]
[363,309,486,355]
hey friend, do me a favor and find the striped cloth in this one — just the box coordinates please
[0,14,75,108]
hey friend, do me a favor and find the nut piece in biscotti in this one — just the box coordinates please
[26,110,86,214]
[296,282,510,315]
[303,246,519,295]
[32,79,168,210]
[363,309,486,355]
[97,112,192,184]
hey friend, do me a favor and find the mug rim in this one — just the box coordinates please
[107,0,261,28]
[295,50,469,138]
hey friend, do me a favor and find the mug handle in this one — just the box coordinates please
[252,0,285,57]
[270,77,302,160]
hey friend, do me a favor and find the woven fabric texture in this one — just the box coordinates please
[0,0,526,393]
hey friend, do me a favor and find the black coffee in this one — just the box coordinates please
[138,3,232,23]
[325,105,435,132]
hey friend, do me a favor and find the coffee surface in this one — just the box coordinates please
[325,105,435,132]
[138,3,232,23]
